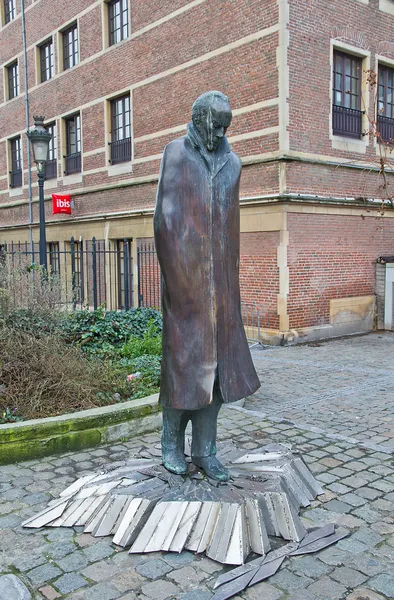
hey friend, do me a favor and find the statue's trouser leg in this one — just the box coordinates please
[191,380,230,481]
[161,407,190,474]
[190,390,222,458]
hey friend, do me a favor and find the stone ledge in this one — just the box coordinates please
[0,394,161,465]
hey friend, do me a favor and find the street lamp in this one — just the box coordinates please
[27,116,52,271]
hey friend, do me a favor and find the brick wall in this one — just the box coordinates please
[287,212,394,329]
[240,231,280,329]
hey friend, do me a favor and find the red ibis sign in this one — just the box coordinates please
[52,194,72,215]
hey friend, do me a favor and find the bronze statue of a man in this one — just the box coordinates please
[154,91,260,481]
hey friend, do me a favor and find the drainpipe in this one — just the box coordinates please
[21,0,33,253]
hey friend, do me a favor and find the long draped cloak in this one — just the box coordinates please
[153,124,260,410]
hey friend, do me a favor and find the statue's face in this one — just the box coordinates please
[195,100,232,152]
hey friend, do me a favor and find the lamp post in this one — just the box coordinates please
[27,116,52,271]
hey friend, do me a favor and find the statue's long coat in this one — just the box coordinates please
[154,125,260,411]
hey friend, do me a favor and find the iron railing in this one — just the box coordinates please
[64,152,81,175]
[137,241,161,308]
[241,303,262,347]
[10,168,22,188]
[109,137,132,164]
[377,114,394,144]
[333,105,364,139]
[45,159,57,180]
[2,239,265,343]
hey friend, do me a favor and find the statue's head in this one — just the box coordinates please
[192,91,232,152]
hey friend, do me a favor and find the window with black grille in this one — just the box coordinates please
[108,0,129,46]
[4,0,16,24]
[46,123,57,180]
[63,23,78,70]
[378,65,394,144]
[10,136,22,188]
[7,61,19,100]
[64,114,81,175]
[40,39,54,83]
[48,242,60,275]
[332,51,363,139]
[110,95,131,164]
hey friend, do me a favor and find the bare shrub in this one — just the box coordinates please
[0,328,128,420]
[0,253,71,318]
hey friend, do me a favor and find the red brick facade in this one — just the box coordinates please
[1,0,394,340]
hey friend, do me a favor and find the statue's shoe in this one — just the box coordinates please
[192,455,230,482]
[162,450,188,475]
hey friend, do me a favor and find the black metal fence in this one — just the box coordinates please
[332,105,364,139]
[1,238,141,312]
[377,114,394,143]
[137,241,161,308]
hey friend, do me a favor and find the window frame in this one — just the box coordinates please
[108,0,129,47]
[64,113,81,175]
[332,50,364,139]
[45,122,57,179]
[7,60,19,100]
[377,64,394,144]
[9,136,22,188]
[48,242,60,275]
[4,0,16,24]
[116,238,133,309]
[62,23,79,71]
[39,38,55,83]
[109,94,132,164]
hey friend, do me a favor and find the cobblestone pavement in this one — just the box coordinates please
[1,332,394,600]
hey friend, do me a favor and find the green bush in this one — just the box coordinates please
[120,320,162,360]
[61,307,162,357]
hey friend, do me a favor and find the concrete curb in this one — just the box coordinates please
[0,394,162,465]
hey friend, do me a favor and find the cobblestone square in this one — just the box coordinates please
[1,333,394,599]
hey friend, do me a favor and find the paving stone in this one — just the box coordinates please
[82,560,121,582]
[331,566,368,587]
[81,582,122,600]
[337,535,369,554]
[110,568,144,593]
[179,591,213,600]
[317,546,349,567]
[38,585,62,599]
[141,580,179,600]
[328,483,352,494]
[368,573,394,598]
[27,563,63,586]
[83,540,115,562]
[12,553,47,572]
[135,559,172,580]
[347,589,386,600]
[243,582,284,600]
[167,565,206,587]
[339,493,366,507]
[324,499,352,513]
[56,551,89,572]
[46,541,76,560]
[162,552,195,567]
[46,528,75,542]
[352,506,382,524]
[0,574,31,600]
[287,592,319,600]
[53,573,89,594]
[269,568,312,591]
[316,473,338,484]
[290,555,333,578]
[346,555,389,577]
[307,575,347,599]
[370,479,394,493]
[357,487,383,500]
[352,528,383,548]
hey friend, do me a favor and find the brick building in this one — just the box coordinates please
[1,0,394,342]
